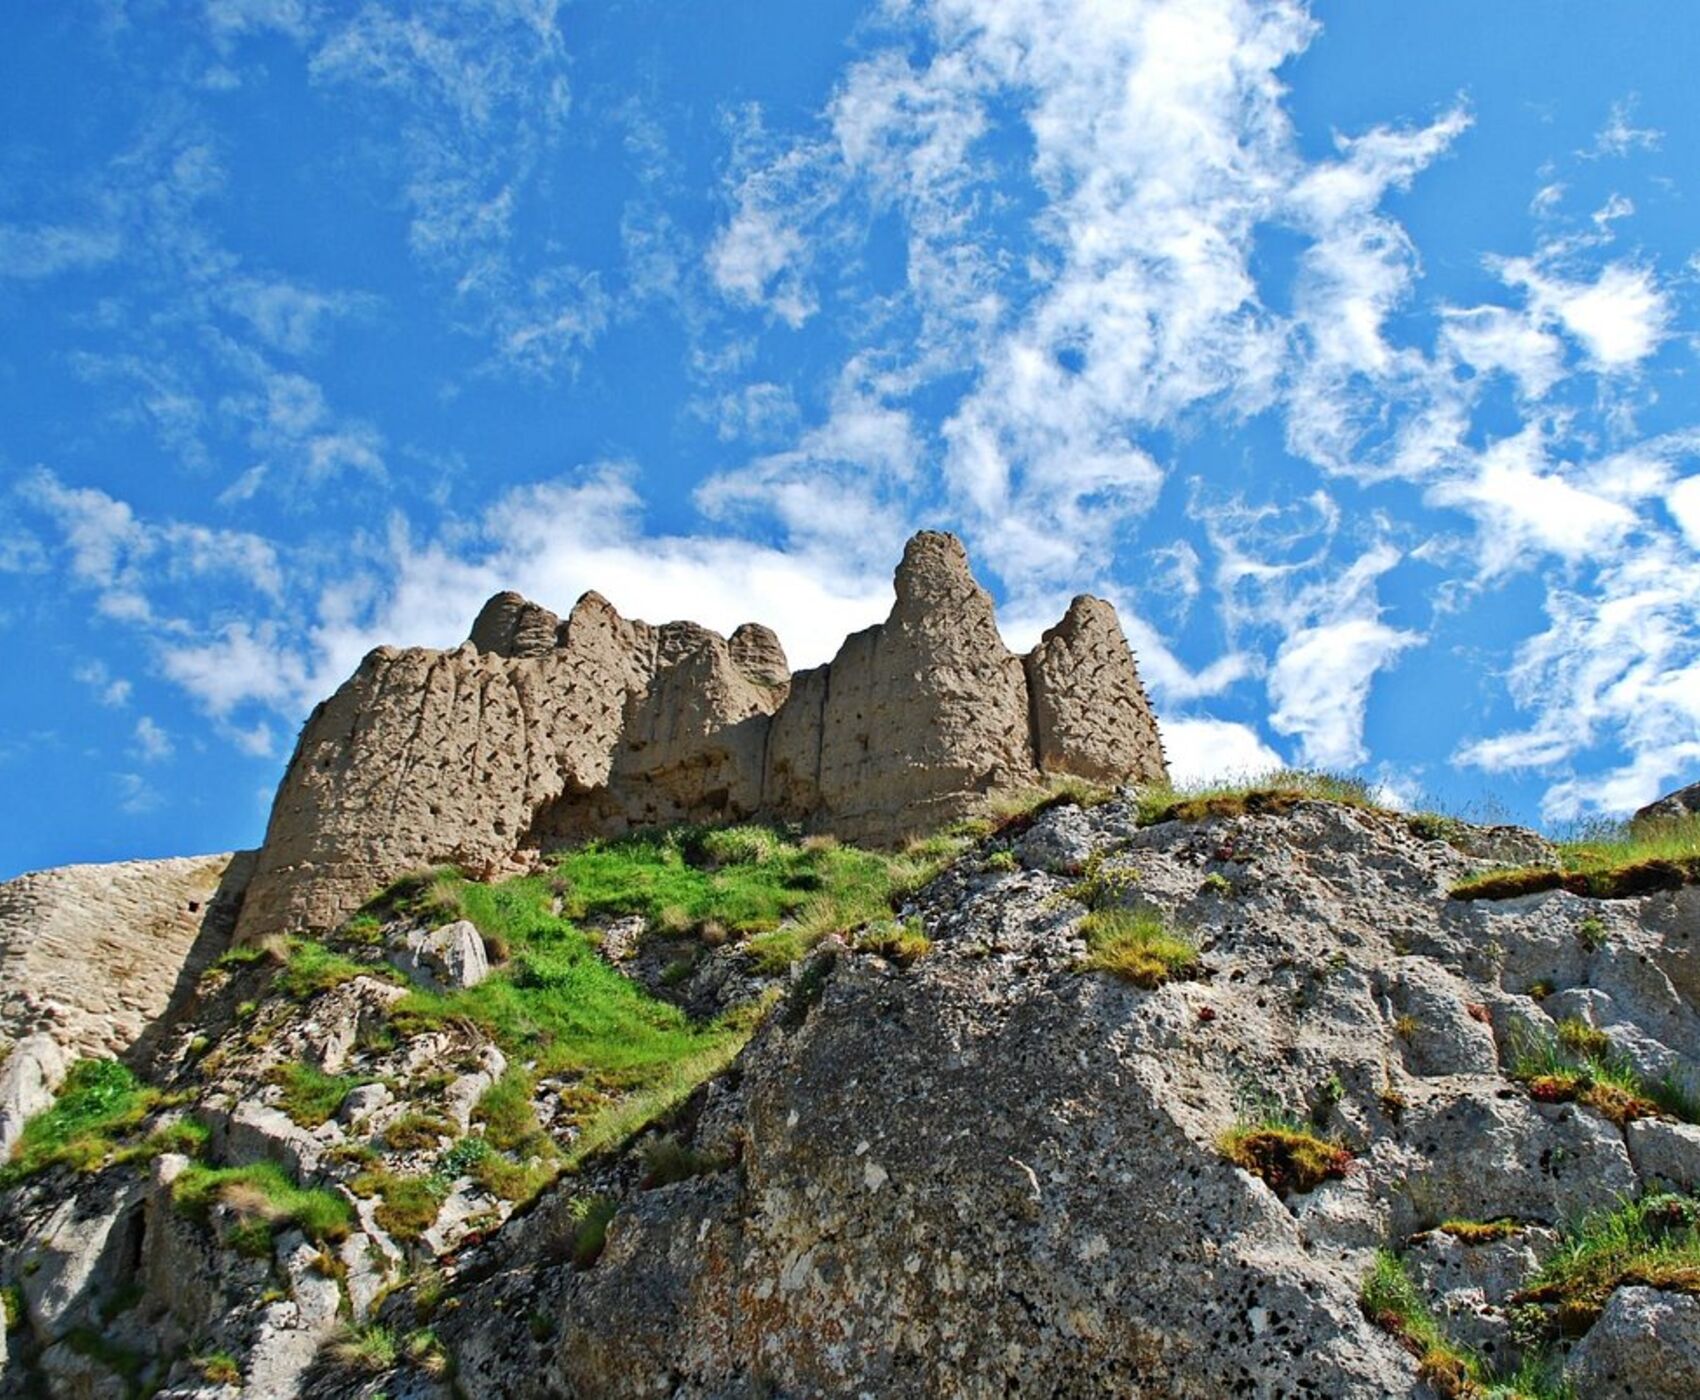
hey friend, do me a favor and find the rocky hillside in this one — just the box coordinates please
[5,779,1700,1397]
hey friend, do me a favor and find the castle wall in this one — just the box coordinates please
[234,532,1167,941]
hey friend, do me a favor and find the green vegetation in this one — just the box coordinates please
[270,1061,365,1128]
[173,1160,353,1248]
[638,1133,727,1188]
[1219,1107,1351,1197]
[1407,811,1467,845]
[0,1058,161,1182]
[1451,813,1700,902]
[567,1194,617,1268]
[331,1323,399,1375]
[1136,769,1378,827]
[1507,1021,1693,1127]
[196,1352,241,1384]
[1438,1218,1522,1245]
[1361,1251,1569,1398]
[1518,1193,1700,1330]
[348,1168,445,1241]
[854,917,932,967]
[404,1327,452,1378]
[273,937,385,999]
[1,1283,22,1331]
[1078,907,1199,988]
[385,1110,455,1152]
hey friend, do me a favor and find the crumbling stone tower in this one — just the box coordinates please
[235,531,1166,940]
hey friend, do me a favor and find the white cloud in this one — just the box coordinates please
[1582,97,1662,160]
[1268,616,1419,768]
[1498,257,1670,370]
[1426,427,1637,577]
[133,716,174,762]
[74,661,132,708]
[0,223,121,279]
[1439,304,1565,399]
[1161,716,1284,787]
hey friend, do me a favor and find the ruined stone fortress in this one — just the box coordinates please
[235,531,1168,941]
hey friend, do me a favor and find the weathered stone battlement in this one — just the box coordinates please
[235,531,1167,940]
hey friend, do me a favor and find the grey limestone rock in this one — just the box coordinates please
[388,919,490,992]
[1566,1286,1700,1398]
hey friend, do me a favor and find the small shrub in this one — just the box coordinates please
[982,849,1018,874]
[1219,1117,1351,1197]
[1198,872,1233,896]
[1393,1014,1419,1040]
[1079,907,1199,989]
[1576,915,1608,952]
[1,1283,23,1330]
[854,918,932,968]
[437,1135,492,1178]
[1528,979,1555,1001]
[692,825,783,868]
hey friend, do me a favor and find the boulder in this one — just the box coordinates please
[389,920,490,992]
[0,1033,67,1160]
[1567,1286,1700,1398]
[1635,780,1700,825]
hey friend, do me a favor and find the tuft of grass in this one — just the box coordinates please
[1220,1120,1351,1197]
[270,1061,364,1128]
[173,1160,353,1245]
[404,1327,452,1378]
[1137,769,1378,827]
[0,1058,158,1183]
[1508,1022,1671,1126]
[854,917,932,968]
[1361,1249,1483,1397]
[1078,907,1199,989]
[1452,813,1700,902]
[567,1194,617,1269]
[357,867,467,930]
[196,1351,241,1384]
[1407,812,1466,845]
[1438,1218,1521,1245]
[638,1133,727,1188]
[1517,1193,1700,1330]
[348,1169,445,1242]
[331,1323,398,1375]
[385,1111,456,1153]
[472,1069,546,1154]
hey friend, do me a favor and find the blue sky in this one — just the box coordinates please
[4,1,1700,877]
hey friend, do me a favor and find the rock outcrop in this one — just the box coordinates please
[1637,779,1700,825]
[237,532,1167,941]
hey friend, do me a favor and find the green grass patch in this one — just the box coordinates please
[1361,1249,1483,1396]
[566,1194,617,1269]
[270,1061,365,1128]
[1452,813,1700,902]
[1219,1110,1351,1197]
[638,1133,728,1188]
[1078,907,1199,989]
[273,937,385,999]
[1438,1218,1522,1245]
[196,1351,241,1385]
[348,1169,445,1241]
[385,1111,455,1152]
[1508,1022,1674,1126]
[472,1069,547,1153]
[0,1058,159,1183]
[1517,1193,1700,1331]
[1137,769,1379,827]
[173,1160,353,1246]
[853,917,932,968]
